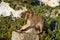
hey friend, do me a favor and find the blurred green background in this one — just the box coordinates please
[0,0,60,40]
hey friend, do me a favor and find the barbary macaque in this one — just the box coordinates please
[16,10,44,34]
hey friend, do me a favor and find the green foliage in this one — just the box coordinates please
[0,15,26,40]
[39,17,60,40]
[0,0,60,40]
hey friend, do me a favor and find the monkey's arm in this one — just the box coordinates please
[15,25,31,33]
[20,24,30,30]
[16,20,31,33]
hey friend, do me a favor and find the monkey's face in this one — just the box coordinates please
[25,12,29,20]
[25,12,32,20]
[24,11,33,20]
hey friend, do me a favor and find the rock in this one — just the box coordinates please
[39,0,60,7]
[0,2,27,18]
[11,31,39,40]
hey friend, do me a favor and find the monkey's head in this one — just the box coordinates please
[25,11,33,20]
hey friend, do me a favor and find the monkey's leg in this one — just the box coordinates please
[38,23,43,34]
[40,25,43,33]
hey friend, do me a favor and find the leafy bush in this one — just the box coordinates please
[0,15,26,40]
[0,0,60,40]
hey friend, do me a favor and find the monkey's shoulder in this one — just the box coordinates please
[33,14,43,19]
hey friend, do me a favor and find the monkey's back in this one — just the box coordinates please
[30,14,44,26]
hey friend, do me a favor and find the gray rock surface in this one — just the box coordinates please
[11,31,39,40]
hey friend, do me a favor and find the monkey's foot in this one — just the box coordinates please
[37,32,43,35]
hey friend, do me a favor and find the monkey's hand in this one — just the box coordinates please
[15,29,23,33]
